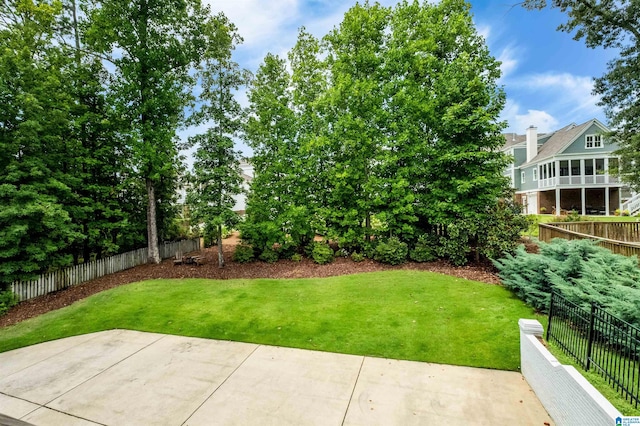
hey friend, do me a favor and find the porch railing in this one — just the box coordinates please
[539,174,620,189]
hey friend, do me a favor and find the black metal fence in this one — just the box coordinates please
[547,291,640,408]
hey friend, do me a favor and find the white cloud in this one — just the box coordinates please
[497,45,518,80]
[476,24,491,41]
[205,0,300,48]
[521,72,600,116]
[501,100,559,133]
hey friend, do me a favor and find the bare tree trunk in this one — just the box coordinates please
[365,213,371,242]
[217,224,224,268]
[147,179,161,263]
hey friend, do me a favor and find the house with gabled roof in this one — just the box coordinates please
[502,118,639,216]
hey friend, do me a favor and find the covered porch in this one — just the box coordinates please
[538,188,621,216]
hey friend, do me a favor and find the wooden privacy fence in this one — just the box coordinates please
[539,222,640,260]
[11,239,201,301]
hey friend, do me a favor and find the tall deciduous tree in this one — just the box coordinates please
[323,1,390,249]
[84,0,212,263]
[243,53,299,253]
[523,0,640,191]
[186,14,248,268]
[391,0,509,260]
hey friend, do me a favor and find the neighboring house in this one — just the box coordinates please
[502,118,640,216]
[232,159,254,214]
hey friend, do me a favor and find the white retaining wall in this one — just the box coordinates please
[519,319,621,426]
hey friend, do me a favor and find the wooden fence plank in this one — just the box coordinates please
[539,222,640,261]
[10,238,201,301]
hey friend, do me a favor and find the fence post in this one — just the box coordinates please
[586,303,596,371]
[546,292,554,341]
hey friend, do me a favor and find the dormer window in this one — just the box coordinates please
[585,134,602,149]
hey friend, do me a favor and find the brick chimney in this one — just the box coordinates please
[526,125,538,163]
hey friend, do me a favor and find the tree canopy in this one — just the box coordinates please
[241,0,523,265]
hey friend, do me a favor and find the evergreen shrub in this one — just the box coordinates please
[0,290,18,316]
[409,234,437,262]
[233,244,255,263]
[259,247,279,263]
[494,239,640,326]
[351,252,365,262]
[312,242,334,265]
[374,236,408,265]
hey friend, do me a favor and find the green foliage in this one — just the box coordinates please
[0,290,18,316]
[232,244,255,263]
[478,198,531,260]
[409,234,438,263]
[311,242,334,265]
[494,239,640,326]
[258,247,279,264]
[553,210,582,222]
[291,253,303,262]
[374,237,408,265]
[238,220,284,254]
[434,223,473,266]
[351,252,365,262]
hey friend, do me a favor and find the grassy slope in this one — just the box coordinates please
[0,271,537,371]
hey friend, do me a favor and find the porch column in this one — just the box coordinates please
[581,187,586,216]
[605,188,610,216]
[555,188,561,216]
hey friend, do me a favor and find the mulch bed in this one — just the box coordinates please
[0,236,502,328]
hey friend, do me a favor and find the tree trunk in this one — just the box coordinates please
[217,224,224,268]
[147,179,160,263]
[365,213,371,242]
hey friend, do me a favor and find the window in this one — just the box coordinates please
[560,160,569,176]
[586,134,603,149]
[585,159,594,175]
[596,158,605,174]
[571,160,581,176]
[533,168,537,181]
[610,157,619,172]
[521,171,525,184]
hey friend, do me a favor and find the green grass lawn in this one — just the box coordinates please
[0,270,538,371]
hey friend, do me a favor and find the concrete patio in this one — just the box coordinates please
[0,329,553,425]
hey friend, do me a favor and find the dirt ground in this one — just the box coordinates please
[0,234,503,328]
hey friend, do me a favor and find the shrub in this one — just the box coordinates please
[477,199,531,261]
[0,290,19,316]
[233,244,255,263]
[291,253,303,262]
[361,241,378,259]
[409,234,437,262]
[351,252,365,262]
[312,242,334,265]
[374,236,408,265]
[259,247,279,263]
[494,239,640,326]
[566,210,582,221]
[278,240,298,260]
[434,223,471,266]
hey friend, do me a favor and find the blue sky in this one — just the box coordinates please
[192,0,615,156]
